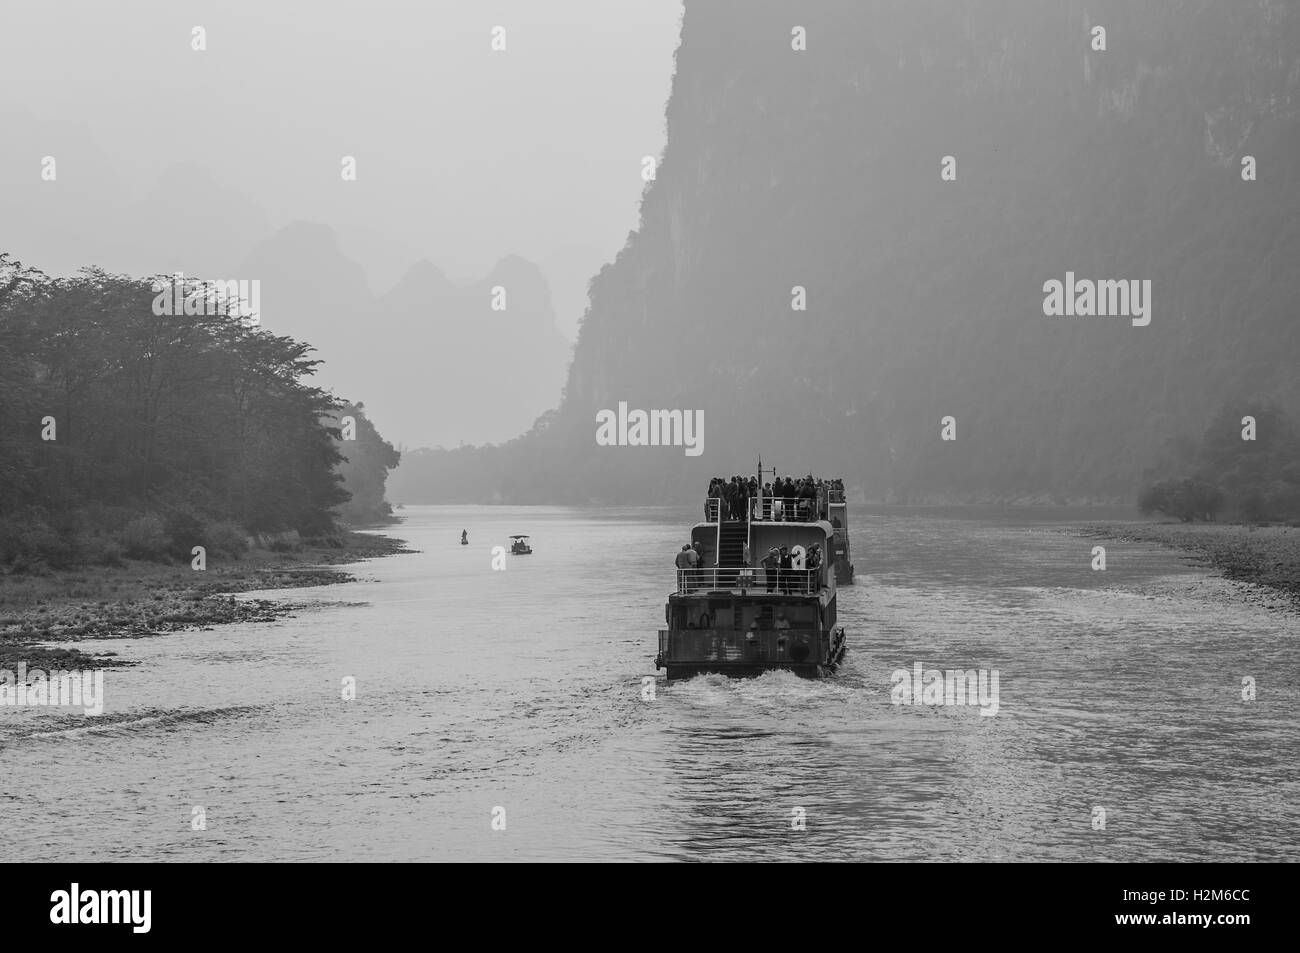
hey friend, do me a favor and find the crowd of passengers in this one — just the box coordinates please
[674,541,824,594]
[706,475,845,521]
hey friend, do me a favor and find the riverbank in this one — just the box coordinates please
[1079,521,1300,610]
[0,529,414,668]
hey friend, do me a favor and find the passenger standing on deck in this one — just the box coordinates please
[762,482,773,520]
[675,544,693,592]
[761,547,780,592]
[778,545,793,593]
[676,543,696,587]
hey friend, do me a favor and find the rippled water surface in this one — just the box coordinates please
[3,505,1297,861]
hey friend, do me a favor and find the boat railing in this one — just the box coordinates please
[828,489,845,503]
[705,495,838,523]
[754,496,828,522]
[658,627,831,664]
[675,567,820,595]
[704,497,758,522]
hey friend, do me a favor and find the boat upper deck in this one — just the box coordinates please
[704,477,846,525]
[671,469,847,600]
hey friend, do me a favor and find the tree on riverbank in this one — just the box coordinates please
[1139,400,1300,523]
[1138,478,1225,522]
[0,254,396,570]
[330,403,401,524]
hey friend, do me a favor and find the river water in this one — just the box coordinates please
[3,505,1297,861]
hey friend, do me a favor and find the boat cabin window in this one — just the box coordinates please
[739,604,818,631]
[676,605,716,629]
[675,599,819,631]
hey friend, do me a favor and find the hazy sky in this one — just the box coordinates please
[0,0,683,336]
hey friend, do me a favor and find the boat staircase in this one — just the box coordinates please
[716,514,748,586]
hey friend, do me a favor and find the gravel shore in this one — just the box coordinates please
[1079,521,1300,610]
[0,529,414,669]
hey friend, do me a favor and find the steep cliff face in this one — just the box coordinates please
[406,0,1300,504]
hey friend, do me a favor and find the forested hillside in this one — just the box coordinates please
[332,402,401,524]
[0,253,398,569]
[394,0,1300,506]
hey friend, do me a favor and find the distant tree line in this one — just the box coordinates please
[1139,401,1300,523]
[0,253,398,571]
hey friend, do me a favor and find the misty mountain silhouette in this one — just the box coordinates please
[243,223,569,449]
[392,0,1300,505]
[0,111,574,451]
[121,162,270,278]
[0,104,129,275]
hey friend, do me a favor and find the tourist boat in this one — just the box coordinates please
[510,535,533,555]
[654,460,849,679]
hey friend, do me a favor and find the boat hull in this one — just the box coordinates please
[665,662,833,679]
[657,628,847,680]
